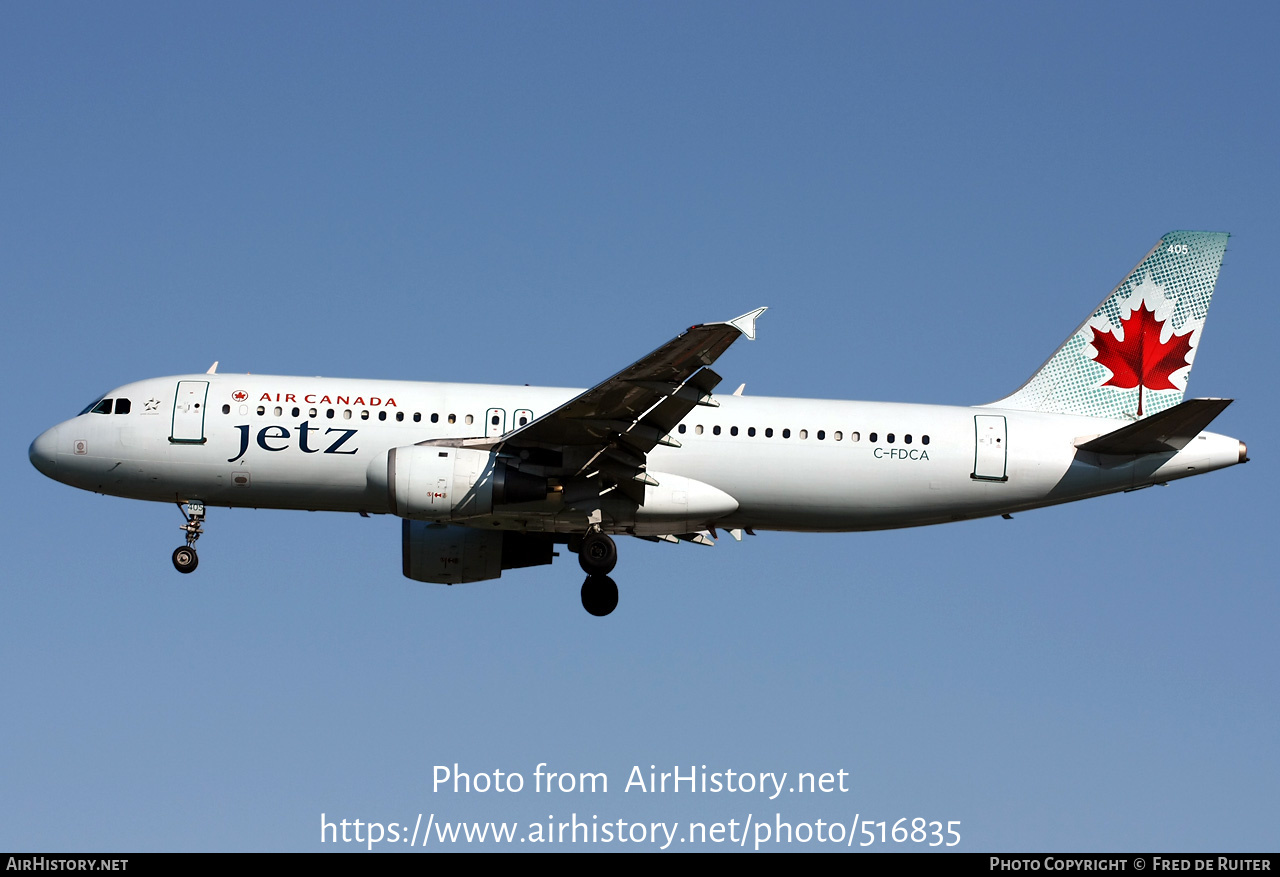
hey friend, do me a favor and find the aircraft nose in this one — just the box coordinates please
[29,426,59,476]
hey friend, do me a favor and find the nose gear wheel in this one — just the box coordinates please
[172,501,205,574]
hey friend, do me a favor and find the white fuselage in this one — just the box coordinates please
[30,373,1245,535]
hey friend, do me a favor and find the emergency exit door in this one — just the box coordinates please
[485,408,506,438]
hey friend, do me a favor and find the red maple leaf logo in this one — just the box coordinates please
[1090,301,1194,416]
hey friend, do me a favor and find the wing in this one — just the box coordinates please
[442,308,765,506]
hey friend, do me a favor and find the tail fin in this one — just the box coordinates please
[989,231,1229,420]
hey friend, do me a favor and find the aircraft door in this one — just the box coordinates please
[972,415,1008,481]
[485,408,506,438]
[171,381,209,444]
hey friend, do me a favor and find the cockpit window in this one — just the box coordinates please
[114,398,131,415]
[79,396,108,416]
[89,398,113,415]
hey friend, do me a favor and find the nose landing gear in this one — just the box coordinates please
[172,501,205,574]
[172,545,198,573]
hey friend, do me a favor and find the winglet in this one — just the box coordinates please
[723,307,767,341]
[206,361,219,375]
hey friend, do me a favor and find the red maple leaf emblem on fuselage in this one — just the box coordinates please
[1090,301,1194,416]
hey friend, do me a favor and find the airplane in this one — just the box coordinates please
[29,231,1246,616]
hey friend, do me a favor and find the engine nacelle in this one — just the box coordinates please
[368,446,547,520]
[402,521,555,584]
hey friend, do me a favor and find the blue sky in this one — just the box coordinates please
[3,2,1277,851]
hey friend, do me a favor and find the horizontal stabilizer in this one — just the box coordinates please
[1076,398,1232,455]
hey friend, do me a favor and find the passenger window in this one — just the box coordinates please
[887,433,895,444]
[869,432,878,443]
[491,414,500,426]
[413,413,421,423]
[222,404,231,415]
[817,430,825,440]
[274,406,283,417]
[309,408,318,418]
[465,414,474,425]
[114,398,131,415]
[361,410,370,420]
[343,409,352,420]
[713,425,721,435]
[904,434,912,444]
[257,405,265,416]
[782,428,791,439]
[922,435,930,445]
[292,407,300,418]
[695,425,704,435]
[518,416,528,426]
[730,426,738,436]
[748,427,756,437]
[765,428,773,438]
[851,431,860,442]
[431,413,439,423]
[448,414,456,424]
[396,412,404,422]
[678,424,687,434]
[379,411,387,421]
[834,431,842,441]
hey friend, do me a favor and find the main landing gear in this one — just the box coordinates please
[172,501,205,574]
[577,531,617,576]
[576,530,619,616]
[581,575,619,617]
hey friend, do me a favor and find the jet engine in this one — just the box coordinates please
[367,446,547,520]
[402,521,555,584]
